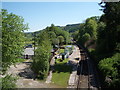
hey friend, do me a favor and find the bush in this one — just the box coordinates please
[32,47,50,80]
[2,74,17,89]
[98,53,120,88]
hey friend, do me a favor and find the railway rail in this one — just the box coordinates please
[68,44,101,89]
[77,49,90,89]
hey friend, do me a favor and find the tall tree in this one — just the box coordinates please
[97,2,120,54]
[57,36,64,45]
[97,2,120,88]
[32,31,52,79]
[85,18,98,39]
[76,17,98,46]
[2,9,28,72]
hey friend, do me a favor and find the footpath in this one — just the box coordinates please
[6,60,60,88]
[67,46,81,88]
[45,49,59,83]
[45,56,55,83]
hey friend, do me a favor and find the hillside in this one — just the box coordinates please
[60,23,80,33]
[25,23,80,37]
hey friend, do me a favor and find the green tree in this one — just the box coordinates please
[44,24,70,45]
[85,18,98,39]
[2,9,28,72]
[57,36,64,45]
[98,2,120,53]
[32,32,52,79]
[96,22,106,54]
[72,30,79,41]
[82,33,91,45]
[96,2,120,88]
[76,17,98,46]
[52,38,59,46]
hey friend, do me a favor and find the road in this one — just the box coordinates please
[7,60,62,88]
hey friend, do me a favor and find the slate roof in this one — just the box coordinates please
[23,47,37,55]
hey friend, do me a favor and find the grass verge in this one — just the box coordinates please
[52,58,72,87]
[59,49,64,54]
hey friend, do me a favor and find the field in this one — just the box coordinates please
[52,58,72,87]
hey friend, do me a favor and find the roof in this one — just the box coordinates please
[66,45,72,48]
[23,47,36,55]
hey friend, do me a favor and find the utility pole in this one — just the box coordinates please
[33,32,35,62]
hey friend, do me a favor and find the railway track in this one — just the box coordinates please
[77,49,90,89]
[67,44,101,89]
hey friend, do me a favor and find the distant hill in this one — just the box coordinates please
[24,23,80,37]
[24,30,43,38]
[60,23,80,33]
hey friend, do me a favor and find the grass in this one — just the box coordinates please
[15,58,26,63]
[59,49,64,54]
[88,48,95,53]
[52,72,70,87]
[52,58,72,87]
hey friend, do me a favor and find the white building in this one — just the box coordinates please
[23,47,36,59]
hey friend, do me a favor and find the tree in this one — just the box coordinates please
[72,30,79,41]
[98,2,120,53]
[97,2,120,88]
[52,38,59,46]
[57,36,64,45]
[82,33,91,45]
[32,31,52,79]
[85,18,98,39]
[32,43,51,79]
[76,17,98,46]
[44,24,70,45]
[96,22,106,54]
[2,9,28,72]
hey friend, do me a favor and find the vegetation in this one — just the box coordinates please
[61,23,80,33]
[52,58,72,87]
[1,74,17,89]
[2,9,28,73]
[72,2,120,88]
[99,53,120,88]
[96,2,120,88]
[59,49,64,54]
[1,9,28,89]
[32,32,52,80]
[32,24,70,80]
[24,32,34,45]
[1,2,120,88]
[73,16,99,47]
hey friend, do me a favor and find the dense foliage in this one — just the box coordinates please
[1,74,17,89]
[2,9,28,73]
[32,24,70,79]
[32,32,52,79]
[61,23,80,33]
[36,24,70,46]
[99,53,120,88]
[72,2,120,88]
[74,16,99,47]
[96,2,120,88]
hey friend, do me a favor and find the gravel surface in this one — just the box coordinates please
[7,60,62,88]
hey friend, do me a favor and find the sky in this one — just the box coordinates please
[2,2,103,32]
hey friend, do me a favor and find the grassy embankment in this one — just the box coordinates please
[52,58,72,87]
[52,47,72,87]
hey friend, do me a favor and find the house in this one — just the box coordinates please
[23,47,35,59]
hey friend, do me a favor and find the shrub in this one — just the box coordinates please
[98,53,120,88]
[2,74,17,89]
